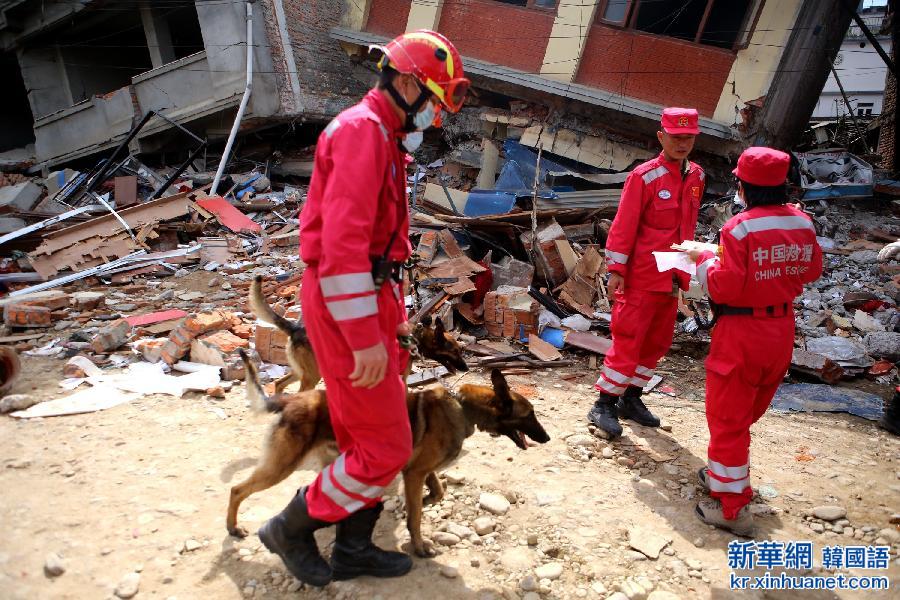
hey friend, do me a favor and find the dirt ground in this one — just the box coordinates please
[0,353,898,600]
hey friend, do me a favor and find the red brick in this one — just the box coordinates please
[436,0,554,73]
[183,311,230,335]
[230,323,253,340]
[196,330,249,354]
[3,303,52,328]
[366,0,411,37]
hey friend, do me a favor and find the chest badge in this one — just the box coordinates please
[691,186,700,198]
[658,189,672,200]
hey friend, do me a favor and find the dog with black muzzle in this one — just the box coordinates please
[227,351,549,557]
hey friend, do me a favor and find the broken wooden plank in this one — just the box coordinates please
[528,334,562,361]
[564,331,612,355]
[0,332,44,344]
[195,196,262,233]
[409,291,448,324]
[520,125,653,171]
[426,256,487,279]
[438,229,464,259]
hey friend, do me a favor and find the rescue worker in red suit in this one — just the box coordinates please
[257,30,470,586]
[686,147,823,536]
[589,108,705,438]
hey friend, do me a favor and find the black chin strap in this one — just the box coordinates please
[385,80,431,132]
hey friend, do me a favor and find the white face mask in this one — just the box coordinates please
[413,102,436,131]
[402,131,423,153]
[734,190,746,208]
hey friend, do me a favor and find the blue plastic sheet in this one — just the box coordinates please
[770,383,884,421]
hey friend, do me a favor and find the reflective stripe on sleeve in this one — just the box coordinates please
[605,249,629,265]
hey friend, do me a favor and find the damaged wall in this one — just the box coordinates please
[266,0,373,120]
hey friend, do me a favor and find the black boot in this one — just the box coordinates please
[258,487,332,587]
[617,385,660,427]
[588,393,623,438]
[879,388,900,436]
[331,502,412,580]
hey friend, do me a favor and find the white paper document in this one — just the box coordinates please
[653,251,697,275]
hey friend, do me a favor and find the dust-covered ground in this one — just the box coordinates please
[0,352,897,600]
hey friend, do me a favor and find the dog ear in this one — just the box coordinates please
[421,315,433,327]
[433,317,447,346]
[490,368,513,415]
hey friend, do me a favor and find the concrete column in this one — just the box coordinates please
[539,2,599,83]
[140,4,176,68]
[477,138,500,190]
[406,0,444,32]
[342,0,372,30]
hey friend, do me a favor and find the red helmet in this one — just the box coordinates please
[376,29,470,114]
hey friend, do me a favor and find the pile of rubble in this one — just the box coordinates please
[1,104,899,422]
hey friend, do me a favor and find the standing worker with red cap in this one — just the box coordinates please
[257,30,469,586]
[589,108,705,438]
[686,147,823,536]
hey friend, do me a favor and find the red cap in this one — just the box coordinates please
[661,107,699,135]
[732,146,790,187]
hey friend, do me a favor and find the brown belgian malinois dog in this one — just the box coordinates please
[227,349,550,557]
[249,275,468,393]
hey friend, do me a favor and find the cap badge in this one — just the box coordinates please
[678,116,689,127]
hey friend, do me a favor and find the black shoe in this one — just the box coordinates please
[588,393,623,438]
[617,386,661,427]
[258,487,332,587]
[879,388,900,436]
[331,502,412,580]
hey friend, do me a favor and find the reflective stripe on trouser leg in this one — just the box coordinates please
[705,356,755,520]
[301,270,413,523]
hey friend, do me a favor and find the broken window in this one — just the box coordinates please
[53,10,153,104]
[0,51,35,152]
[598,0,763,50]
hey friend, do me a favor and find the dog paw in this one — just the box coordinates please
[411,538,436,558]
[229,526,249,539]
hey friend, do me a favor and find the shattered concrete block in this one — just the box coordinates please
[90,319,132,353]
[134,339,166,363]
[864,331,900,361]
[71,292,105,310]
[3,303,51,328]
[190,330,249,367]
[0,181,42,213]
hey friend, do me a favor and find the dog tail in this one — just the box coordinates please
[249,275,309,346]
[238,348,284,414]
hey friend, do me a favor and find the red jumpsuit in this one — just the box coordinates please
[299,89,412,523]
[596,153,704,395]
[697,204,823,518]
